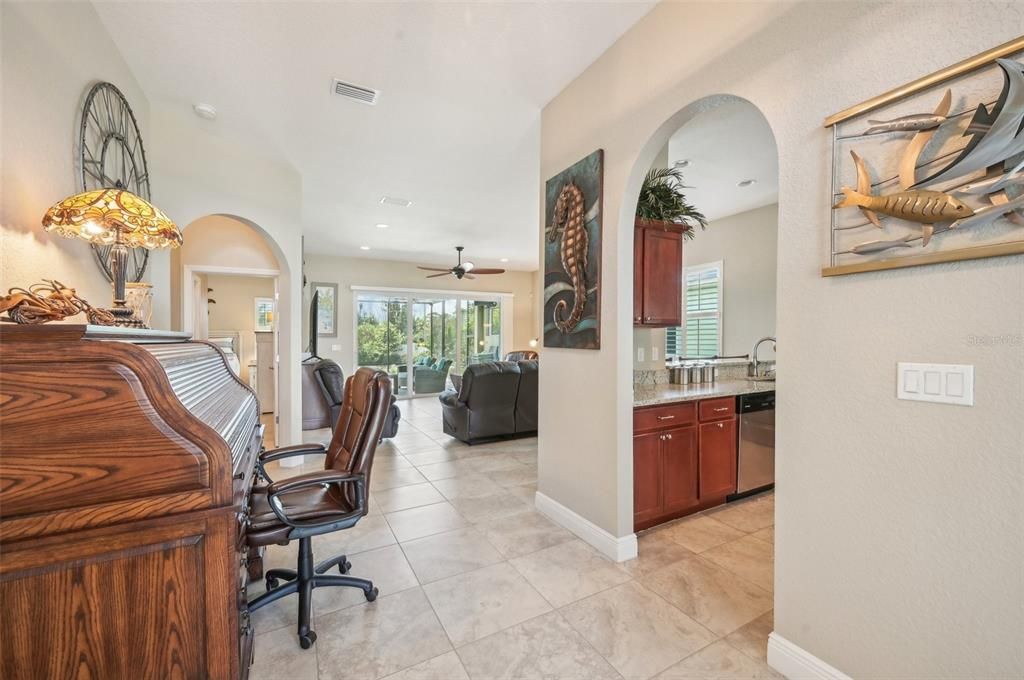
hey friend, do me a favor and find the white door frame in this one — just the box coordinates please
[183,264,282,420]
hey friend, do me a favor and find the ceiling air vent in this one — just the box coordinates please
[379,196,413,208]
[332,79,379,105]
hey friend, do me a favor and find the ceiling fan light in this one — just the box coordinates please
[462,261,475,272]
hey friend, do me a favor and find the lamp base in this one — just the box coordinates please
[106,306,148,329]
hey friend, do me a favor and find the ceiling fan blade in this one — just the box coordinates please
[425,272,450,279]
[469,268,506,275]
[417,266,451,272]
[462,261,475,272]
[462,274,477,280]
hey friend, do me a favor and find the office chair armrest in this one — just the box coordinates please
[258,444,327,464]
[265,471,367,529]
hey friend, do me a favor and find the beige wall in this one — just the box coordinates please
[540,2,1022,678]
[148,107,304,446]
[304,254,538,372]
[685,203,777,357]
[0,1,160,323]
[206,274,276,384]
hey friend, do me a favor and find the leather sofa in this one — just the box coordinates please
[439,360,537,443]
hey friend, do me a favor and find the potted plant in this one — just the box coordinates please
[635,167,708,239]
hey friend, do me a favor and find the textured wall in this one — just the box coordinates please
[0,2,154,320]
[685,203,778,357]
[539,2,1023,677]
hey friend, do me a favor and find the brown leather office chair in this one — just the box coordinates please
[246,367,392,649]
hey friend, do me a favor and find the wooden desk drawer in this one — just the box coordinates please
[699,397,735,421]
[634,402,697,432]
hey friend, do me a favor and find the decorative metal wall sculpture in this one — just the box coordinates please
[824,38,1024,276]
[79,82,152,283]
[544,150,603,350]
[0,280,116,325]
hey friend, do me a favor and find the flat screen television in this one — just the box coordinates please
[306,290,320,359]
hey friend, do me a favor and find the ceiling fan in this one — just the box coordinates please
[417,246,506,280]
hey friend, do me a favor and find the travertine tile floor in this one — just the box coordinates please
[250,398,778,680]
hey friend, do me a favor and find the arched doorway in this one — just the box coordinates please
[623,94,779,554]
[172,213,290,447]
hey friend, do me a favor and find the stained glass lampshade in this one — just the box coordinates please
[42,188,181,248]
[41,188,181,327]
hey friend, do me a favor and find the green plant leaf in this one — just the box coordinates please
[636,166,708,239]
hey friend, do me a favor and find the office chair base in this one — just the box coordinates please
[248,539,376,650]
[315,554,352,575]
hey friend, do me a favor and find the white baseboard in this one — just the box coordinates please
[767,633,852,680]
[534,491,638,562]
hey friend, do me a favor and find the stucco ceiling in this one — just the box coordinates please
[93,1,655,271]
[666,99,779,223]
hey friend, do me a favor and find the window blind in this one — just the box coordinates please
[666,263,722,359]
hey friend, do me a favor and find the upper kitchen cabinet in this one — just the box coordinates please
[634,220,684,327]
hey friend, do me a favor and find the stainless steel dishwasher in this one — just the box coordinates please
[736,391,775,497]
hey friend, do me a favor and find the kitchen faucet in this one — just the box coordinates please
[749,336,776,379]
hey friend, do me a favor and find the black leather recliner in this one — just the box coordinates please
[439,360,537,443]
[312,359,401,440]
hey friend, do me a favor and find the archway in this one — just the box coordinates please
[622,94,780,553]
[171,213,296,449]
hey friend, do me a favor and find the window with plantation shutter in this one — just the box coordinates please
[666,262,722,359]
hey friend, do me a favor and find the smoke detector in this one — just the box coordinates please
[737,178,758,187]
[379,196,413,208]
[332,79,379,105]
[674,159,691,169]
[193,103,217,120]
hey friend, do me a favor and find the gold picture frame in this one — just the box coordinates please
[822,36,1024,277]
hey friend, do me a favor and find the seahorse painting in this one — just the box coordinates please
[551,181,588,333]
[543,149,603,350]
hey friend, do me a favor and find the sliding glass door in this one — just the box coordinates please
[355,290,505,399]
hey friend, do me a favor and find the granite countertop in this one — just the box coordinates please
[633,380,775,407]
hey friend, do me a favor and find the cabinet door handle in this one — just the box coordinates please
[713,407,729,412]
[656,415,676,421]
[718,422,725,429]
[665,433,673,440]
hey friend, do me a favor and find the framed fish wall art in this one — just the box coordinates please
[823,36,1024,276]
[544,149,603,349]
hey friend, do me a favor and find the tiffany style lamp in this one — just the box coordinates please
[42,188,181,327]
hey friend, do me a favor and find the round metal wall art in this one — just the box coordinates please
[79,82,152,282]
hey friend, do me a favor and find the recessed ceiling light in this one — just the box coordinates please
[193,103,217,120]
[375,223,389,229]
[674,159,691,169]
[500,258,509,262]
[380,196,413,208]
[737,179,758,187]
[359,245,371,251]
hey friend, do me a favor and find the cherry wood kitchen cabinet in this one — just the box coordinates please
[633,395,738,531]
[634,220,684,327]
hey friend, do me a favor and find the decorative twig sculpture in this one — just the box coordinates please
[0,280,117,325]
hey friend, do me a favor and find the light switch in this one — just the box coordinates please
[651,346,660,361]
[331,344,341,351]
[637,347,645,362]
[897,363,974,406]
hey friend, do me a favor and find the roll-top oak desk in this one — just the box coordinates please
[0,324,263,679]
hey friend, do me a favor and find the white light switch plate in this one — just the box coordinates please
[331,344,341,351]
[651,346,660,361]
[637,347,645,362]
[897,362,974,406]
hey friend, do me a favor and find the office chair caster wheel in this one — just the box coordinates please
[266,576,279,590]
[339,560,352,574]
[299,631,317,649]
[364,587,379,602]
